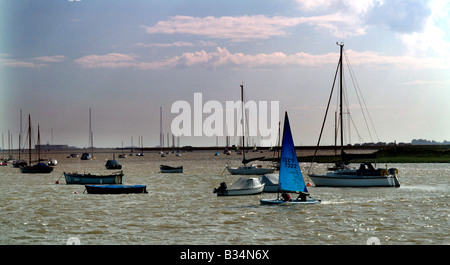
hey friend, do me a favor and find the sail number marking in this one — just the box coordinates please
[281,157,297,168]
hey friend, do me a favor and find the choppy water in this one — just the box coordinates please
[0,151,448,245]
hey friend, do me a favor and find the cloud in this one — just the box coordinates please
[73,47,449,71]
[366,0,431,33]
[143,12,375,41]
[397,0,450,57]
[32,55,67,63]
[1,54,66,68]
[134,40,217,48]
[143,15,304,41]
[74,53,138,68]
[134,41,194,48]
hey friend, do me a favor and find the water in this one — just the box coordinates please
[0,151,449,245]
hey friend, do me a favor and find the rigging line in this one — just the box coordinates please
[343,50,379,142]
[307,60,340,174]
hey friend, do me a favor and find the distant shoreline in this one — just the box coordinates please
[2,144,449,163]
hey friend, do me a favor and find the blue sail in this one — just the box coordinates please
[279,112,308,193]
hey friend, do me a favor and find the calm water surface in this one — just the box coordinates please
[0,151,448,245]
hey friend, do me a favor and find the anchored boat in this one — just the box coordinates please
[307,43,400,188]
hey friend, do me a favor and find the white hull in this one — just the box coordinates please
[260,198,320,205]
[309,173,400,187]
[216,184,265,196]
[262,184,279,192]
[226,165,275,175]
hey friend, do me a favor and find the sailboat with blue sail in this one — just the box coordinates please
[260,112,320,205]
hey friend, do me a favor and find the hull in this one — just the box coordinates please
[308,174,400,187]
[20,164,54,174]
[260,198,321,205]
[262,184,279,193]
[64,171,124,185]
[216,184,265,196]
[226,166,275,175]
[85,185,147,194]
[160,165,183,173]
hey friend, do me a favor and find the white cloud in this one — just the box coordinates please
[134,41,194,48]
[143,15,303,42]
[74,53,138,68]
[1,54,66,68]
[398,0,450,57]
[142,12,374,42]
[73,48,449,71]
[32,55,67,63]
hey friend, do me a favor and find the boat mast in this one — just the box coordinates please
[240,84,246,163]
[28,114,31,165]
[338,42,344,164]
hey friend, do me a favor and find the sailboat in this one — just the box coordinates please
[260,112,320,205]
[225,84,275,175]
[308,43,400,187]
[19,115,54,174]
[81,108,94,160]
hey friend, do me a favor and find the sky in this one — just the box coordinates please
[1,0,449,148]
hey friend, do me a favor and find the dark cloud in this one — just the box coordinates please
[366,0,431,33]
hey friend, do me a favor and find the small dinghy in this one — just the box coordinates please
[160,165,183,173]
[260,112,320,205]
[85,185,148,194]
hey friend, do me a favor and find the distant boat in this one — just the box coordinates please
[307,43,400,188]
[19,115,54,174]
[214,177,265,196]
[64,171,124,185]
[105,159,122,170]
[160,165,183,173]
[225,84,275,175]
[226,163,275,175]
[81,108,95,160]
[80,153,93,160]
[85,185,147,194]
[260,112,320,205]
[20,163,54,174]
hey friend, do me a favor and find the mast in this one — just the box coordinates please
[160,106,163,152]
[338,42,344,163]
[28,114,31,165]
[240,84,246,163]
[37,125,40,162]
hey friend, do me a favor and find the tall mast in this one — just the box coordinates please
[28,114,31,164]
[240,84,246,162]
[160,106,163,151]
[88,107,93,150]
[338,42,344,162]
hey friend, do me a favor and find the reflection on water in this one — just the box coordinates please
[0,151,449,245]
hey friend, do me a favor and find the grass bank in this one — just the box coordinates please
[298,145,450,163]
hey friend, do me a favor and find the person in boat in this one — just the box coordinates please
[213,182,227,194]
[297,192,309,202]
[281,192,292,202]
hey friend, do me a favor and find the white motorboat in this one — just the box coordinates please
[214,177,265,196]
